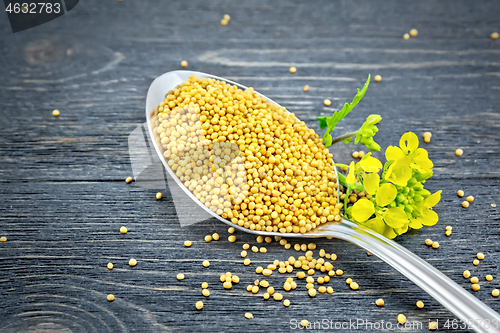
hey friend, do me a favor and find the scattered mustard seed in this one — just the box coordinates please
[493,289,499,297]
[181,60,188,68]
[156,192,162,200]
[283,299,290,307]
[245,312,253,319]
[184,240,192,247]
[212,233,220,241]
[289,67,297,74]
[445,230,452,236]
[107,294,114,302]
[457,190,464,197]
[52,109,60,116]
[477,252,485,260]
[425,238,433,246]
[202,282,208,289]
[263,293,270,299]
[374,75,382,82]
[120,226,128,234]
[346,278,352,285]
[303,85,309,92]
[242,243,249,250]
[177,273,185,280]
[196,301,203,310]
[202,260,210,267]
[350,282,359,290]
[241,250,247,258]
[376,298,384,307]
[125,177,133,184]
[107,263,113,270]
[202,289,210,297]
[486,275,493,282]
[432,241,439,249]
[470,276,479,284]
[397,314,407,324]
[416,300,424,308]
[352,151,359,159]
[430,321,438,330]
[273,292,283,300]
[327,287,333,294]
[324,99,331,106]
[336,269,344,276]
[228,227,235,234]
[205,235,212,242]
[308,288,317,297]
[403,33,410,40]
[455,148,463,156]
[244,258,251,265]
[463,270,471,278]
[0,236,7,242]
[492,204,497,208]
[491,32,499,40]
[472,284,480,291]
[301,320,309,327]
[223,281,232,289]
[129,258,137,266]
[223,14,230,21]
[446,226,452,231]
[259,247,267,253]
[466,196,474,203]
[462,201,469,208]
[358,151,365,158]
[473,259,480,266]
[409,29,418,37]
[221,19,228,25]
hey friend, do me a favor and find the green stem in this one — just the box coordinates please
[331,131,357,145]
[338,173,364,192]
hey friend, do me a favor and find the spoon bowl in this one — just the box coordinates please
[146,70,500,333]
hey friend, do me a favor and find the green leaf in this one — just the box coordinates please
[323,133,332,147]
[316,116,328,129]
[319,75,371,145]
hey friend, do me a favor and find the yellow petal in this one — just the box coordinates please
[363,173,380,195]
[385,157,412,186]
[385,145,405,162]
[362,216,385,234]
[424,190,442,208]
[346,161,356,184]
[351,199,375,223]
[409,218,423,229]
[394,223,409,235]
[358,156,383,173]
[375,183,397,207]
[399,132,419,154]
[382,225,398,239]
[383,207,408,228]
[411,148,433,172]
[418,209,439,226]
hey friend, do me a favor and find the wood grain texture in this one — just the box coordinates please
[1,0,500,332]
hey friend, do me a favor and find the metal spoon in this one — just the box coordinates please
[146,70,500,333]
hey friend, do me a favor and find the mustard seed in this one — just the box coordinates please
[245,312,253,319]
[346,278,352,285]
[432,241,439,249]
[376,298,384,307]
[486,275,493,282]
[425,238,433,246]
[336,269,343,276]
[181,60,188,68]
[430,321,438,330]
[243,243,249,250]
[263,293,270,299]
[184,240,192,247]
[205,235,212,242]
[473,259,480,266]
[471,276,479,284]
[125,177,133,184]
[273,292,283,300]
[491,32,499,40]
[223,14,230,21]
[358,151,365,158]
[212,233,220,241]
[202,289,210,297]
[241,250,247,257]
[303,85,309,92]
[52,109,60,116]
[177,273,185,280]
[398,314,406,324]
[477,252,485,260]
[156,192,162,200]
[493,289,499,297]
[374,75,382,82]
[221,19,228,25]
[352,151,359,159]
[463,270,471,278]
[107,294,114,302]
[228,235,236,242]
[326,287,333,294]
[129,258,137,266]
[289,67,297,74]
[228,227,235,234]
[196,301,203,310]
[283,299,290,307]
[457,190,464,197]
[0,236,7,242]
[462,201,469,208]
[324,99,331,106]
[416,301,424,308]
[301,320,309,327]
[202,282,208,289]
[107,263,113,270]
[350,282,359,290]
[244,258,251,265]
[223,281,232,289]
[472,284,480,291]
[202,260,210,267]
[308,288,316,297]
[403,33,410,40]
[455,148,463,156]
[409,29,418,37]
[466,196,474,203]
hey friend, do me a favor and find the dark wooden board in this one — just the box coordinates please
[1,0,500,332]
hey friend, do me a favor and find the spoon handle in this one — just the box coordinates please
[325,219,500,333]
